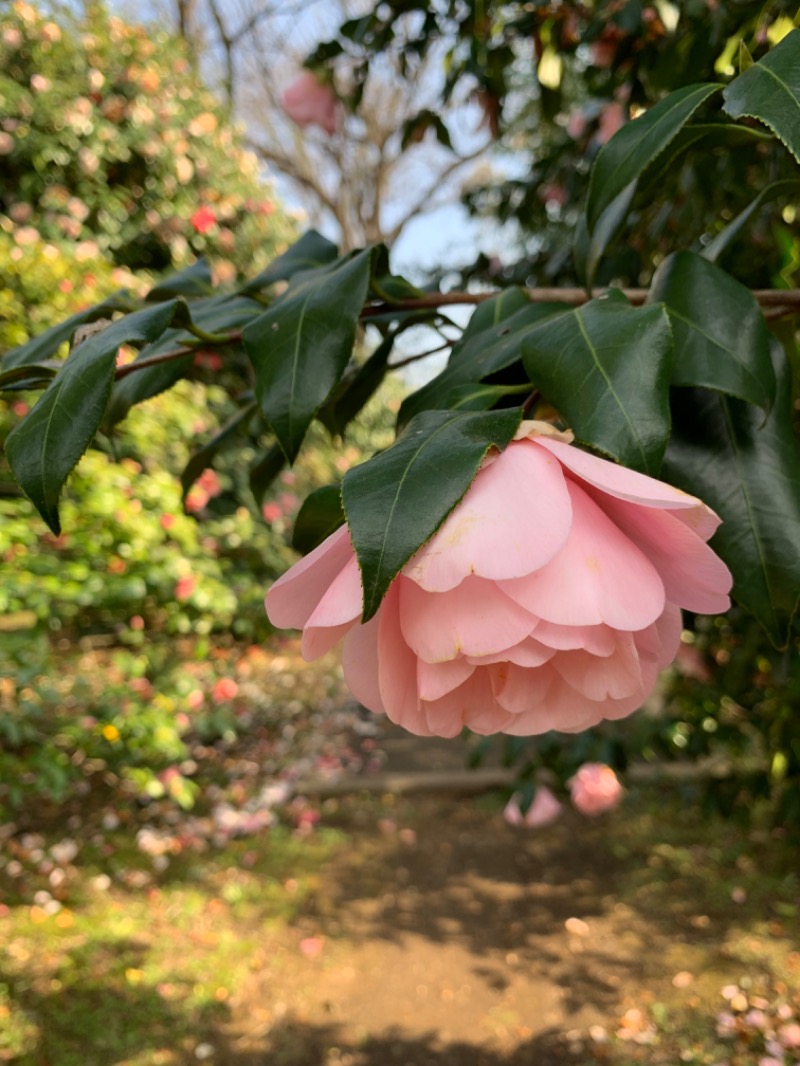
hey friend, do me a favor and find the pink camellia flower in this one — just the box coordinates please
[504,785,563,828]
[569,763,624,815]
[265,420,731,738]
[281,71,340,134]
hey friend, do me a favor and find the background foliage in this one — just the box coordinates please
[1,0,799,830]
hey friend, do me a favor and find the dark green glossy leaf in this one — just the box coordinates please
[574,180,637,291]
[105,294,260,428]
[0,362,59,390]
[662,339,800,646]
[292,485,345,554]
[650,251,775,409]
[180,399,257,499]
[343,408,521,621]
[586,82,721,231]
[444,383,529,411]
[369,246,425,303]
[6,300,191,534]
[723,29,800,163]
[147,259,213,301]
[243,247,374,461]
[240,230,339,294]
[703,179,800,262]
[318,332,395,437]
[249,444,286,508]
[521,296,673,474]
[398,290,562,427]
[1,292,135,370]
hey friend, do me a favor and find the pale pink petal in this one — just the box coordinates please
[299,553,363,658]
[551,631,643,700]
[489,661,557,715]
[586,492,732,615]
[399,575,537,663]
[423,669,510,736]
[531,620,616,655]
[503,794,524,826]
[524,785,563,827]
[418,657,475,700]
[534,437,721,538]
[301,620,354,660]
[404,440,572,592]
[501,673,642,735]
[266,525,352,629]
[634,602,683,670]
[304,554,362,627]
[500,481,665,631]
[466,636,555,667]
[342,613,384,714]
[377,584,432,735]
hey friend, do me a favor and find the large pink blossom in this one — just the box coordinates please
[281,72,340,135]
[266,421,732,738]
[569,763,623,815]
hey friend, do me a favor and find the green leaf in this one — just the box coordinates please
[649,251,775,409]
[369,246,425,303]
[343,408,521,621]
[702,179,800,262]
[6,300,191,534]
[249,444,286,508]
[240,230,339,294]
[104,294,259,428]
[181,399,257,499]
[292,485,345,555]
[444,382,530,411]
[586,83,721,231]
[147,259,213,301]
[0,293,135,370]
[574,180,637,291]
[521,296,673,474]
[243,247,374,461]
[723,29,800,163]
[662,339,800,646]
[318,332,395,437]
[398,290,562,427]
[0,362,59,390]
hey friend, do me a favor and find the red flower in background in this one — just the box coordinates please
[190,206,217,234]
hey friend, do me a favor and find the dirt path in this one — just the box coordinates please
[205,782,800,1066]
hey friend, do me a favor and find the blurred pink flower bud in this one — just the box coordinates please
[266,420,731,739]
[779,1022,800,1048]
[504,786,563,828]
[569,763,623,816]
[281,72,340,134]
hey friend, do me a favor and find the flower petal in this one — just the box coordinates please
[301,620,354,660]
[551,631,643,700]
[405,439,572,592]
[300,554,363,658]
[489,661,557,715]
[535,436,721,538]
[500,481,665,631]
[418,657,476,701]
[587,492,732,615]
[266,525,353,629]
[399,575,537,663]
[377,584,432,735]
[467,636,555,667]
[342,613,385,714]
[531,620,616,656]
[423,670,511,736]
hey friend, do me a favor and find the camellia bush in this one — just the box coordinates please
[2,16,800,818]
